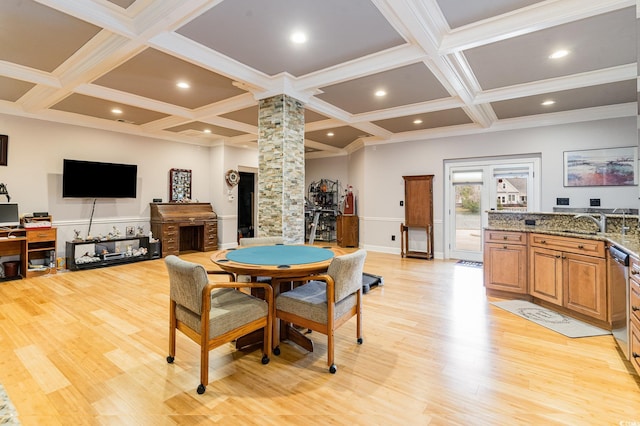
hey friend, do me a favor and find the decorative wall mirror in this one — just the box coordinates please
[169,168,192,202]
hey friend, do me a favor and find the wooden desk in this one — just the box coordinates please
[211,245,344,352]
[0,233,27,280]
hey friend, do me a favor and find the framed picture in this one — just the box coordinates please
[169,168,192,201]
[563,146,638,187]
[0,134,7,166]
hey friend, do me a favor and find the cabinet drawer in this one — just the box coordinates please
[484,230,526,245]
[631,278,640,325]
[631,321,640,376]
[630,256,640,281]
[27,228,56,243]
[529,233,604,257]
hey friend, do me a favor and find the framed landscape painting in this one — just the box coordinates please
[563,146,637,187]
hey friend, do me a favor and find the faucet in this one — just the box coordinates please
[573,212,607,233]
[612,208,630,235]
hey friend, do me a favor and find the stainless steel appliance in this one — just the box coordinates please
[609,245,630,359]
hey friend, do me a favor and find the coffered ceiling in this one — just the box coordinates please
[0,0,636,158]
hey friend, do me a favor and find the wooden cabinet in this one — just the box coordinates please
[336,215,358,247]
[401,175,433,259]
[25,228,57,278]
[150,203,218,257]
[483,230,527,294]
[630,257,640,375]
[529,233,607,322]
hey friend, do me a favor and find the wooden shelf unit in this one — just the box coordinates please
[66,236,150,271]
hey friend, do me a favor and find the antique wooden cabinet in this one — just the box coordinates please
[400,175,434,259]
[150,203,218,257]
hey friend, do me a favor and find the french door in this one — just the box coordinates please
[444,157,540,261]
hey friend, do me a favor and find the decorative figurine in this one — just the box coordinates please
[73,229,83,242]
[137,226,144,237]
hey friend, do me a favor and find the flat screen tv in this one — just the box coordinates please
[63,159,137,198]
[0,203,20,227]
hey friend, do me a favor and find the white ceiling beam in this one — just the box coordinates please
[440,0,635,53]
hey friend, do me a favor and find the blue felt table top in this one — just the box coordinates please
[225,245,334,266]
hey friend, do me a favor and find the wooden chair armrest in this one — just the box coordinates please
[204,281,273,304]
[206,270,236,281]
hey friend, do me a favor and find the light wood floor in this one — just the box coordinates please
[0,250,639,425]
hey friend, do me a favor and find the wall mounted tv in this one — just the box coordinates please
[63,159,137,198]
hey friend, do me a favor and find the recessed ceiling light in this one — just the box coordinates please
[111,108,122,114]
[549,49,569,59]
[290,31,307,44]
[413,119,423,124]
[176,81,190,89]
[203,129,212,134]
[541,100,556,106]
[327,132,334,137]
[375,90,386,97]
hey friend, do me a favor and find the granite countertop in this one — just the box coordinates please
[485,225,640,258]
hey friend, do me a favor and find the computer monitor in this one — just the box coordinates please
[0,203,20,228]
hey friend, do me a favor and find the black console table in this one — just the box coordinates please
[66,236,151,271]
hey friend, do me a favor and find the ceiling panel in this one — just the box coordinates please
[492,80,637,119]
[0,0,101,72]
[316,63,451,114]
[51,94,168,125]
[0,76,35,102]
[305,126,372,148]
[166,121,247,137]
[436,0,542,29]
[465,7,636,90]
[373,108,473,133]
[176,0,406,77]
[92,48,248,109]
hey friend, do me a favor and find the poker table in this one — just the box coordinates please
[211,244,345,352]
[211,244,343,278]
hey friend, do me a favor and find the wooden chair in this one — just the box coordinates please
[165,255,272,394]
[273,249,367,373]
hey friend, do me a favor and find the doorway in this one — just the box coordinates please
[444,156,540,261]
[237,171,255,241]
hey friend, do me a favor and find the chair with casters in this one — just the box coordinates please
[273,249,367,373]
[164,255,273,394]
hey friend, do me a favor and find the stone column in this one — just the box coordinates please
[257,94,305,244]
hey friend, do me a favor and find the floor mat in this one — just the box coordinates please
[491,299,611,338]
[0,383,19,425]
[456,260,483,268]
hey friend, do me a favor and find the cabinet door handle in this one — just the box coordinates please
[503,245,508,249]
[632,306,639,312]
[633,352,639,359]
[556,255,562,259]
[540,240,546,244]
[632,270,640,275]
[577,245,584,249]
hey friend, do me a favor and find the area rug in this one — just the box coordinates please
[490,300,611,338]
[456,260,483,268]
[0,383,20,425]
